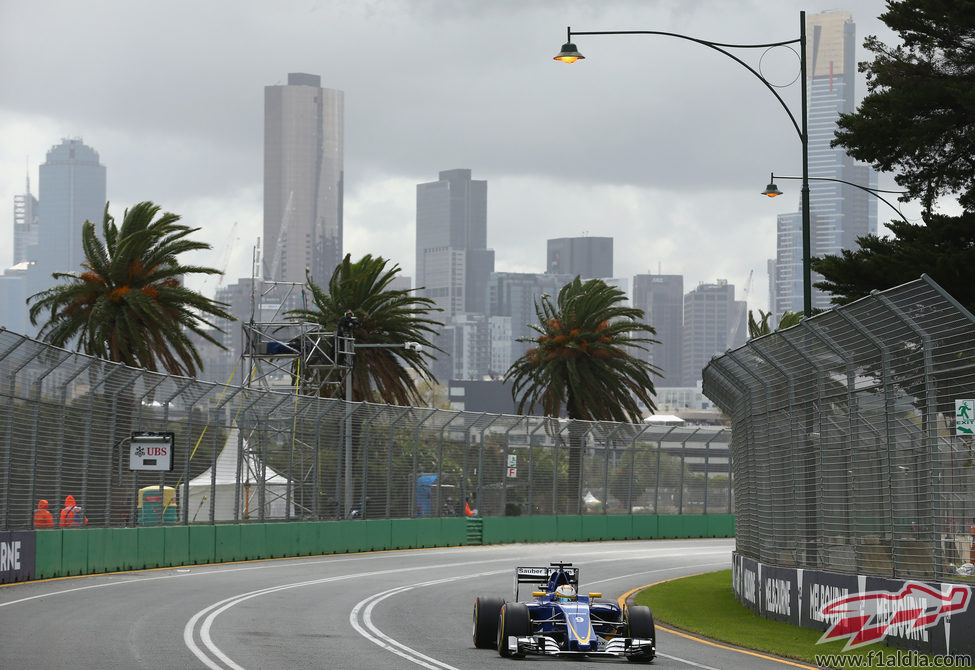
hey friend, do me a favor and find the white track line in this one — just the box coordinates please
[183,559,513,669]
[350,570,508,670]
[349,558,732,669]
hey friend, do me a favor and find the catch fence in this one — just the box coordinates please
[703,275,975,582]
[0,328,732,531]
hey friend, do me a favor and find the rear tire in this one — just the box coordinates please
[624,605,655,663]
[473,596,505,649]
[497,602,531,658]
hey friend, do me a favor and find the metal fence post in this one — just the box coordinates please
[837,308,900,577]
[601,424,626,515]
[501,416,527,516]
[475,414,501,515]
[311,399,341,520]
[409,408,437,517]
[528,418,549,515]
[386,406,413,518]
[436,413,464,518]
[27,353,67,530]
[627,424,652,514]
[875,290,944,578]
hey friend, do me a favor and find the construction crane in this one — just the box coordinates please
[215,221,239,287]
[198,221,239,295]
[729,269,753,347]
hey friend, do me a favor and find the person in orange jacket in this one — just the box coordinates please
[59,495,87,527]
[33,499,54,528]
[464,496,476,517]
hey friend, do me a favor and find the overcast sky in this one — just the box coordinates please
[0,0,915,315]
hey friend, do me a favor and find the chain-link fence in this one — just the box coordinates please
[0,328,732,531]
[703,275,975,582]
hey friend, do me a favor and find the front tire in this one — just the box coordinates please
[497,602,531,658]
[473,595,505,649]
[624,605,656,663]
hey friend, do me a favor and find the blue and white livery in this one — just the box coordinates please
[472,561,656,662]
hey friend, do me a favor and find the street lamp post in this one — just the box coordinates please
[763,172,910,223]
[342,338,421,518]
[555,13,812,316]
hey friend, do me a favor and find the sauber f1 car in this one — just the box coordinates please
[472,562,655,662]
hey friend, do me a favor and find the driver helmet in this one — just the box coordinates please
[555,585,577,602]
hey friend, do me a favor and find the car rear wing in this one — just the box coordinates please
[514,562,579,600]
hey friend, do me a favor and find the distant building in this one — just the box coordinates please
[486,271,572,367]
[546,237,612,279]
[447,379,546,415]
[654,384,715,413]
[632,274,683,386]
[431,313,491,382]
[682,279,746,387]
[415,169,494,317]
[213,278,257,381]
[416,169,495,381]
[488,316,513,375]
[20,138,107,335]
[0,263,30,335]
[264,73,344,286]
[770,10,877,317]
[13,174,39,265]
[602,277,630,303]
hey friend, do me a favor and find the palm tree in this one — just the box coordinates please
[747,309,804,339]
[288,253,443,405]
[28,201,232,376]
[505,277,661,511]
[507,277,660,421]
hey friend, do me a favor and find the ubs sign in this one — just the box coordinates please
[129,431,175,471]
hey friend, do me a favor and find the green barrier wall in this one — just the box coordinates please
[13,514,734,582]
[215,524,242,563]
[34,530,62,579]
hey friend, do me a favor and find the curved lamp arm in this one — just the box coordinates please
[764,173,910,223]
[557,26,804,140]
[556,13,813,316]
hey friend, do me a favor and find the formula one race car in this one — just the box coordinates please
[472,562,655,662]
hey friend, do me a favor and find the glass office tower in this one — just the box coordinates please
[771,11,877,316]
[264,73,344,287]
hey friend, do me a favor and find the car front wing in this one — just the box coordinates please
[505,634,655,659]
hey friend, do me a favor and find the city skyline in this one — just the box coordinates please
[770,10,879,316]
[0,1,920,325]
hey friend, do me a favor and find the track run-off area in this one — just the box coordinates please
[1,538,814,669]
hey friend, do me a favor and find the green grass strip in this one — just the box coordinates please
[633,570,975,669]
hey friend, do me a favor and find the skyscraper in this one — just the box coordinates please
[546,237,613,279]
[770,11,877,316]
[682,279,746,387]
[415,169,494,317]
[13,174,39,265]
[415,169,494,381]
[264,73,344,287]
[632,274,683,386]
[23,139,107,326]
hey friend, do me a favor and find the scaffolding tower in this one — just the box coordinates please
[230,277,354,519]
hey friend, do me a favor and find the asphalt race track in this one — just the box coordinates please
[0,538,814,669]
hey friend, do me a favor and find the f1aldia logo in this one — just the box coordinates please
[817,582,970,650]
